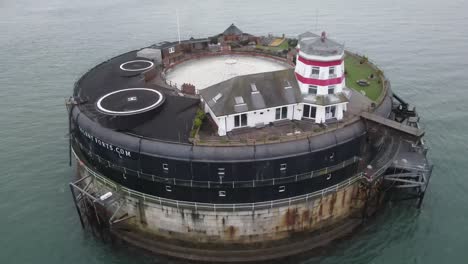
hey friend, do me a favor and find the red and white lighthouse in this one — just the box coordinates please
[295,31,348,123]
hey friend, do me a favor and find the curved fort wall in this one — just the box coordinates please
[72,104,367,203]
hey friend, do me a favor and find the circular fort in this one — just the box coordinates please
[67,24,432,262]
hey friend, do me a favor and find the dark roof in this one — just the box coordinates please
[223,23,243,35]
[200,69,302,116]
[74,49,198,142]
[298,31,344,57]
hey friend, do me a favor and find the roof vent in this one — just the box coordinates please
[321,31,326,42]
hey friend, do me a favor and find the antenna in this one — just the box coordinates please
[176,9,181,43]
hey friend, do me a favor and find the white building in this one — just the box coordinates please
[199,69,302,136]
[200,32,350,136]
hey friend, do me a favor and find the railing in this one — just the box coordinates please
[74,140,360,188]
[78,154,364,212]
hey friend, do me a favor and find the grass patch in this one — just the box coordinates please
[256,39,289,52]
[344,54,383,101]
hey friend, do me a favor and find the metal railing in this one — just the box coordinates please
[74,140,360,188]
[78,154,364,212]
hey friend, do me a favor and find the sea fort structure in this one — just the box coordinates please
[67,24,433,262]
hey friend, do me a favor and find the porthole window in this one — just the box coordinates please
[219,191,226,197]
[278,186,286,193]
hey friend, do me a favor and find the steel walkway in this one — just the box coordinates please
[360,112,425,137]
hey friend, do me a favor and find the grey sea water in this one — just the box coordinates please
[1,0,467,263]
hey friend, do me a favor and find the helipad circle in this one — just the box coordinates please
[120,60,154,72]
[96,88,164,116]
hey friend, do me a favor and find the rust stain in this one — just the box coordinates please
[301,210,310,229]
[342,190,347,207]
[329,193,337,215]
[284,208,298,227]
[225,225,237,239]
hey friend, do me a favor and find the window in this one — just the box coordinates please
[168,47,175,53]
[326,174,332,180]
[234,114,247,128]
[329,66,336,75]
[328,85,335,95]
[308,85,318,95]
[325,106,336,119]
[278,186,286,193]
[165,185,172,192]
[302,104,316,119]
[275,106,288,120]
[280,163,287,171]
[162,163,169,172]
[311,67,320,76]
[219,191,226,197]
[217,168,225,176]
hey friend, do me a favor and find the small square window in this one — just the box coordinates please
[278,186,286,193]
[165,185,172,192]
[280,163,287,171]
[168,47,175,53]
[329,66,335,75]
[219,191,226,197]
[218,168,225,176]
[162,163,169,171]
[312,67,320,76]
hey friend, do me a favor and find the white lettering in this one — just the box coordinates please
[78,126,132,158]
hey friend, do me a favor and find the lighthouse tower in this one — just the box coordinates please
[295,31,348,123]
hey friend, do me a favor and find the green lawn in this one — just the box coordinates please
[344,54,383,101]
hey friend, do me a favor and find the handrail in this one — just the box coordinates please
[78,155,364,212]
[73,142,360,188]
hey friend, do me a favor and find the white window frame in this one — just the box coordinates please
[329,66,336,76]
[234,113,247,128]
[168,47,175,53]
[219,190,226,197]
[302,104,316,119]
[165,185,172,192]
[162,163,169,171]
[275,106,288,120]
[278,186,286,193]
[308,85,318,95]
[328,85,336,95]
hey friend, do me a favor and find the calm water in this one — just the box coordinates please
[1,0,467,263]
